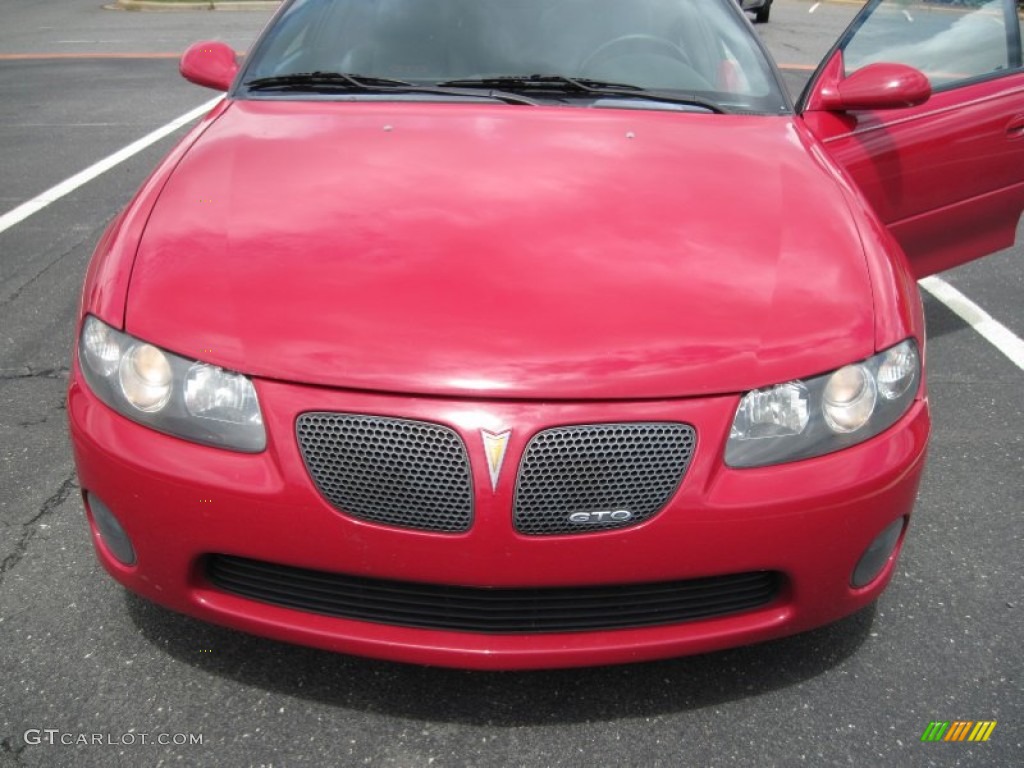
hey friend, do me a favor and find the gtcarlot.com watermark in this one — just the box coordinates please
[24,729,203,747]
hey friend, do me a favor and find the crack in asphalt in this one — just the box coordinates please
[0,472,78,591]
[0,234,93,309]
[16,417,50,428]
[0,366,69,381]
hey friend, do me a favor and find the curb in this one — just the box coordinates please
[109,1,280,10]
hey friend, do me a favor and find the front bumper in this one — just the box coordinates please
[68,363,929,670]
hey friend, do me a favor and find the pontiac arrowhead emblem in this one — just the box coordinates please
[481,429,512,491]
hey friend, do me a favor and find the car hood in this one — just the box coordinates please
[127,100,874,399]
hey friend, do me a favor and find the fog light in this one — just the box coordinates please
[852,517,904,587]
[86,493,136,566]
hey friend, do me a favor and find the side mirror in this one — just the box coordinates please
[819,62,931,112]
[180,41,239,92]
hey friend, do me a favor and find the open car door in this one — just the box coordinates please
[799,0,1024,277]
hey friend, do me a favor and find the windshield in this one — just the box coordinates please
[241,0,789,114]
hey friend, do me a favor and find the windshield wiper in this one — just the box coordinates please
[439,74,637,92]
[244,71,539,106]
[437,74,728,113]
[247,72,415,89]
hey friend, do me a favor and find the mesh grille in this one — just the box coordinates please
[207,555,781,634]
[296,413,473,533]
[514,422,696,535]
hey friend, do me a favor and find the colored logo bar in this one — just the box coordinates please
[921,721,997,742]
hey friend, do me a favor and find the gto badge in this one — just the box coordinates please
[481,429,511,491]
[568,510,634,524]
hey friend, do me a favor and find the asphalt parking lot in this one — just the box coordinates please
[1,1,1021,766]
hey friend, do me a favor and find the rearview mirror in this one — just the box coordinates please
[820,63,931,112]
[180,41,239,92]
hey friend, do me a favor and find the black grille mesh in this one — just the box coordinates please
[514,423,696,535]
[207,555,781,634]
[296,413,473,533]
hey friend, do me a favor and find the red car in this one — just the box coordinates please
[69,0,1023,669]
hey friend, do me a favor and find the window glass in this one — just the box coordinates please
[844,0,1011,89]
[242,0,789,113]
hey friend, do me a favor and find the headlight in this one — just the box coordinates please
[726,339,920,468]
[119,344,173,412]
[78,315,265,452]
[821,364,876,434]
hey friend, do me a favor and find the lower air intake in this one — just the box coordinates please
[207,555,780,634]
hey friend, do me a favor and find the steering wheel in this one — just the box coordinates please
[580,34,692,74]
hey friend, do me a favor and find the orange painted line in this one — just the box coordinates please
[0,51,245,61]
[0,52,182,60]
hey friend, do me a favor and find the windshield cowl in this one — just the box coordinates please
[243,71,732,112]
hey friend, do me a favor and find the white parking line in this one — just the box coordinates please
[920,275,1024,371]
[0,97,221,237]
